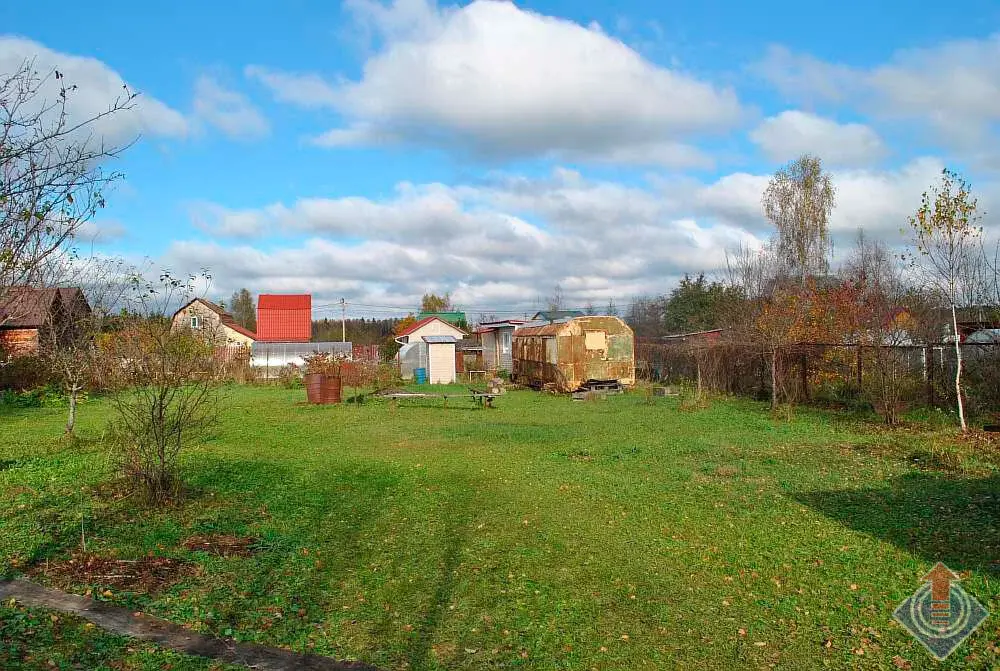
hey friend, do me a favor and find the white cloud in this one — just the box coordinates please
[754,35,1000,152]
[750,111,886,166]
[174,161,1000,312]
[192,75,268,140]
[0,35,188,145]
[73,219,128,245]
[690,157,967,243]
[565,141,715,170]
[752,45,858,106]
[253,0,744,166]
[831,158,948,236]
[244,65,340,108]
[178,168,765,309]
[690,172,771,230]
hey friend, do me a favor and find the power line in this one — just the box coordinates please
[314,300,641,314]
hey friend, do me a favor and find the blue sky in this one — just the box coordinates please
[2,0,998,319]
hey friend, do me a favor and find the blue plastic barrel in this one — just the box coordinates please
[414,367,428,384]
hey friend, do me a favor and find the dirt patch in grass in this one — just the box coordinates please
[29,552,192,594]
[182,534,257,557]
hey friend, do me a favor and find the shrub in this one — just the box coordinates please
[104,326,222,503]
[303,352,344,377]
[341,361,402,390]
[277,364,302,389]
[379,335,402,363]
[101,272,224,504]
[0,356,51,391]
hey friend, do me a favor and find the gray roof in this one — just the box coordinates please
[966,329,1000,344]
[532,310,585,321]
[457,337,483,350]
[422,335,458,344]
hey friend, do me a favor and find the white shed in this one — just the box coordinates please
[423,335,458,384]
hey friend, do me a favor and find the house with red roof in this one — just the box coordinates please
[394,316,468,383]
[257,294,312,343]
[395,315,467,344]
[170,298,256,347]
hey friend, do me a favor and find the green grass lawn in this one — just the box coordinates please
[1,385,998,670]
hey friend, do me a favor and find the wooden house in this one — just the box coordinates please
[476,319,525,373]
[170,298,256,346]
[0,287,90,357]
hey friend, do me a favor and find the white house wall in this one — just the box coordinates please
[407,320,466,342]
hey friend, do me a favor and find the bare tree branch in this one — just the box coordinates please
[1,59,137,325]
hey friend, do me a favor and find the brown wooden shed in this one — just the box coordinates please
[0,287,90,357]
[512,316,635,392]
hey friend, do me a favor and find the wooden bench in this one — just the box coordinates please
[378,390,497,409]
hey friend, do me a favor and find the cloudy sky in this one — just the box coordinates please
[3,0,999,320]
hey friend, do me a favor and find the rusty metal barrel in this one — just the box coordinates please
[304,374,342,404]
[321,374,342,404]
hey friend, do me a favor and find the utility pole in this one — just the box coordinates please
[340,298,346,342]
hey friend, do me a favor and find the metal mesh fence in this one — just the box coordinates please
[637,338,1000,417]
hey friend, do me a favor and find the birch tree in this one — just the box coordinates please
[906,169,983,432]
[762,155,836,285]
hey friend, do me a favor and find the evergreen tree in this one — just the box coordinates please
[228,288,256,331]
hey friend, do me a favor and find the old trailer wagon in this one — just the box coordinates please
[512,316,635,392]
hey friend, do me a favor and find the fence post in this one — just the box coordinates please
[924,345,934,407]
[800,350,809,402]
[856,344,862,391]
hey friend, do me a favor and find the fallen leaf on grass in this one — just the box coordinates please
[892,656,912,670]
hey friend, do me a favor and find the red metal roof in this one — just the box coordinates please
[220,317,257,340]
[396,316,467,338]
[258,294,311,310]
[396,316,437,338]
[256,294,311,342]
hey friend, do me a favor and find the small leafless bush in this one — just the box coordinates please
[277,363,302,388]
[100,272,223,504]
[303,352,344,376]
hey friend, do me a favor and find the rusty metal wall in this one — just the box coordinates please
[513,316,635,392]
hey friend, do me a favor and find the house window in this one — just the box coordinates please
[190,316,201,329]
[501,331,512,354]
